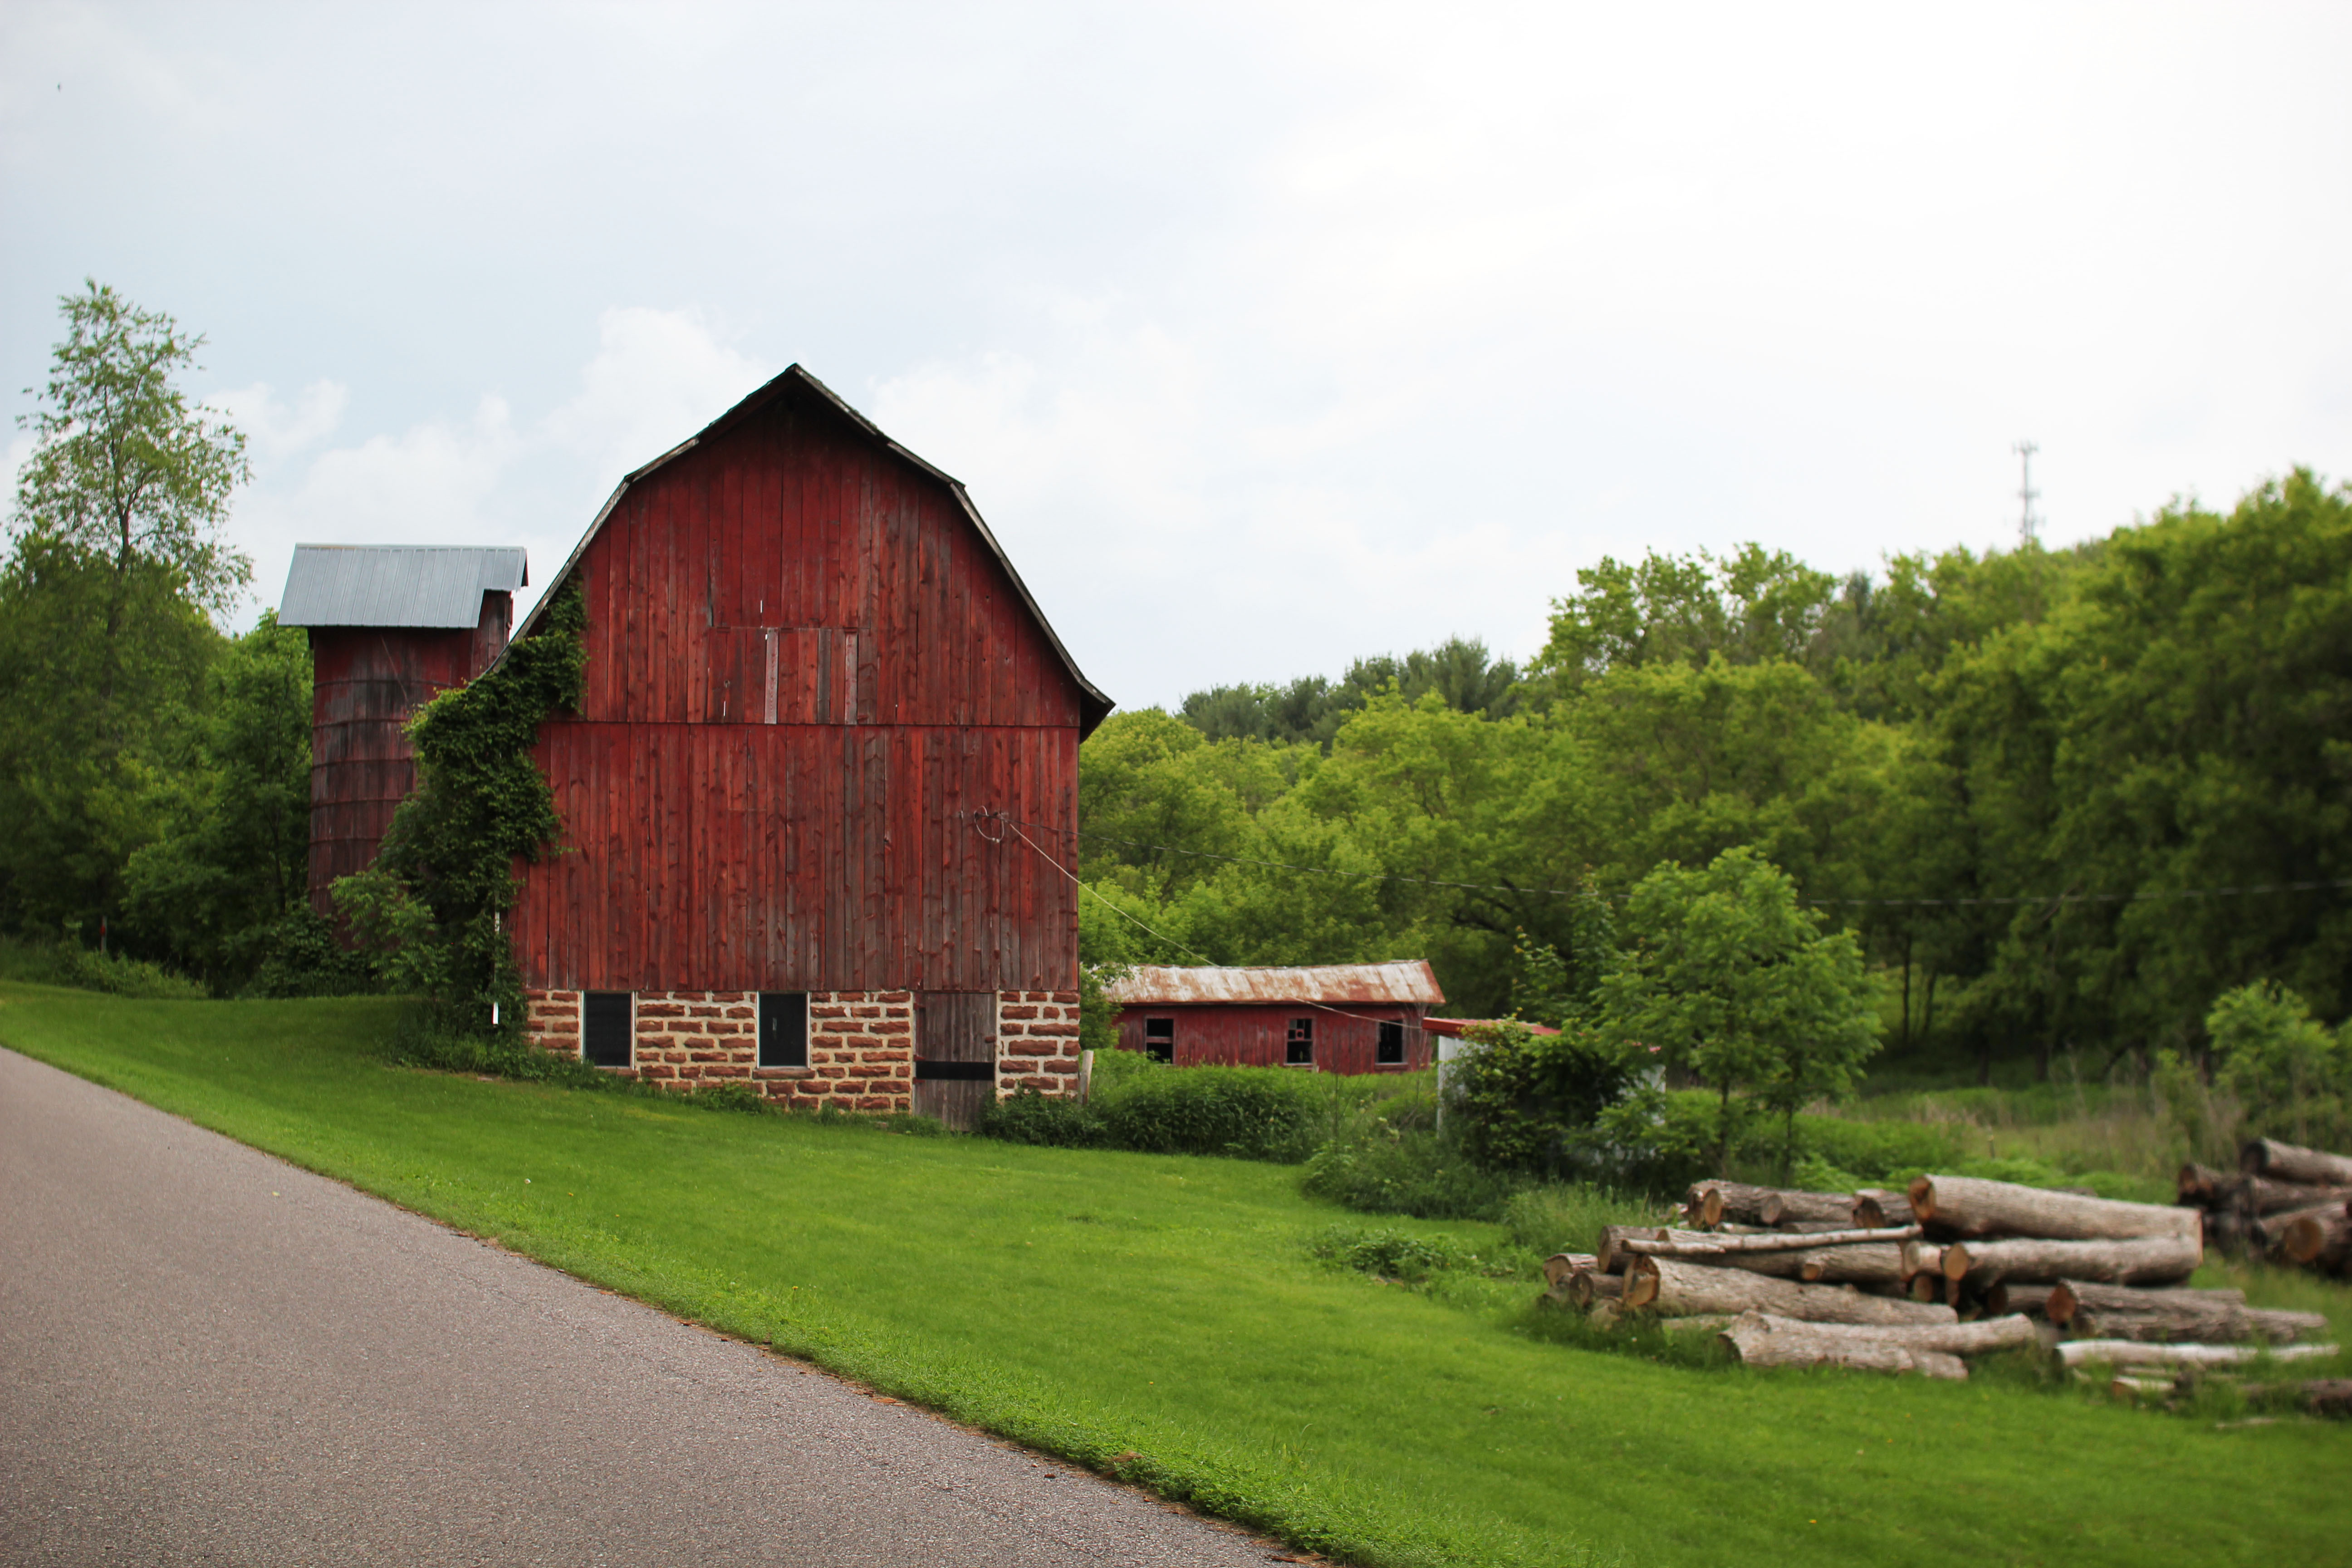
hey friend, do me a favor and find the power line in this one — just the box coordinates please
[968,812,2351,911]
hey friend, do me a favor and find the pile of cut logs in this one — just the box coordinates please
[1540,1172,2343,1407]
[2178,1137,2352,1276]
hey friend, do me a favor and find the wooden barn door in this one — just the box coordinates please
[914,992,996,1131]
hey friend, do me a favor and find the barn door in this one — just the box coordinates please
[913,991,996,1131]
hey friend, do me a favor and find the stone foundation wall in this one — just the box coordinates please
[522,988,913,1112]
[995,990,1083,1096]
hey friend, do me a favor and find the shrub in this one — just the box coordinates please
[1097,1066,1322,1160]
[1495,1183,1654,1258]
[980,1088,1109,1148]
[1308,1224,1523,1283]
[242,909,379,999]
[0,937,206,1000]
[1300,1131,1524,1220]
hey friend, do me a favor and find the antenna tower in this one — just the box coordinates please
[2013,440,2042,547]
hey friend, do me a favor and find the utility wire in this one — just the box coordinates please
[970,812,2351,911]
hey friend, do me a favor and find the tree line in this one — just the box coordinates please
[1077,486,2352,1083]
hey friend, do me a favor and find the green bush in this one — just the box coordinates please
[984,1063,1323,1162]
[1495,1183,1655,1258]
[1308,1224,1524,1283]
[242,909,379,999]
[1098,1066,1322,1160]
[1300,1130,1525,1220]
[0,937,206,1000]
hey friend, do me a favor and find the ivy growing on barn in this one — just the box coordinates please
[335,584,585,1033]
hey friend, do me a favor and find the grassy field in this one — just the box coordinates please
[5,983,2348,1568]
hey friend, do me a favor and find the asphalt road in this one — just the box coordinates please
[0,1048,1279,1566]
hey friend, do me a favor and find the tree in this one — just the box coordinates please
[11,281,250,716]
[1598,846,1880,1177]
[120,614,313,987]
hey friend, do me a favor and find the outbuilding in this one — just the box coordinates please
[1105,962,1444,1074]
[500,366,1112,1127]
[279,544,529,917]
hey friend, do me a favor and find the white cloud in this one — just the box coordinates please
[231,309,772,627]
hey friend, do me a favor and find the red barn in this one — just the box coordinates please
[507,365,1111,1127]
[1106,963,1444,1074]
[278,544,529,917]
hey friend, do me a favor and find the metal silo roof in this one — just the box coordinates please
[279,544,529,629]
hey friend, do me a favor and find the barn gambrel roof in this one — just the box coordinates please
[512,364,1112,732]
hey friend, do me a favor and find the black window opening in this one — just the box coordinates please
[759,992,809,1068]
[1285,1017,1314,1066]
[1376,1020,1406,1066]
[1143,1016,1175,1063]
[583,991,633,1068]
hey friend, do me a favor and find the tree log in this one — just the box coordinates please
[1853,1188,1916,1228]
[1586,1298,1622,1331]
[2281,1208,2351,1270]
[2177,1163,2226,1206]
[1625,1255,1958,1324]
[2046,1281,2322,1343]
[1595,1226,1668,1273]
[2225,1175,2352,1217]
[1729,1309,2038,1355]
[1985,1281,2055,1318]
[1567,1269,1625,1308]
[1542,1253,1598,1290]
[2055,1339,2339,1370]
[1909,1174,2201,1243]
[2239,1137,2352,1186]
[1797,1244,1908,1286]
[1717,1313,1970,1379]
[1618,1225,1920,1259]
[1943,1233,2200,1288]
[1759,1190,1857,1227]
[2252,1202,2343,1256]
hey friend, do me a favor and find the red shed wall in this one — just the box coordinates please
[511,386,1084,995]
[306,593,511,915]
[1112,1004,1431,1074]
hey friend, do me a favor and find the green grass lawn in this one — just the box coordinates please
[6,983,2348,1568]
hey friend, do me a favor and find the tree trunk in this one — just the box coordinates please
[1853,1188,1915,1228]
[1618,1225,1919,1259]
[2176,1163,2225,1205]
[1717,1313,1978,1379]
[1985,1281,2055,1318]
[1909,1174,2201,1243]
[1942,1233,2200,1289]
[2281,1208,2352,1271]
[1567,1269,1626,1308]
[1624,1255,1959,1325]
[2239,1138,2352,1186]
[1730,1308,2038,1356]
[2224,1175,2352,1218]
[2055,1339,2339,1370]
[1759,1190,1856,1227]
[1596,1226,1669,1274]
[1542,1253,1598,1290]
[1900,933,1912,1054]
[1796,1244,1907,1286]
[2045,1281,2323,1344]
[2252,1202,2345,1257]
[1898,1238,1945,1282]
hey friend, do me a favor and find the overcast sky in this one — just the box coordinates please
[5,2,2347,710]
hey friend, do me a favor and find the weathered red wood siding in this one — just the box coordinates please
[1112,1004,1432,1074]
[306,597,510,915]
[510,380,1084,995]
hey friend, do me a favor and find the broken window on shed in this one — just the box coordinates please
[1143,1016,1175,1063]
[583,991,633,1068]
[759,992,809,1068]
[1285,1016,1314,1066]
[1376,1019,1406,1065]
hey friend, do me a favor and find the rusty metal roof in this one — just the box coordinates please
[1105,961,1444,1007]
[279,544,528,628]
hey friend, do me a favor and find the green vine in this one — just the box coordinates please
[334,584,586,1033]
